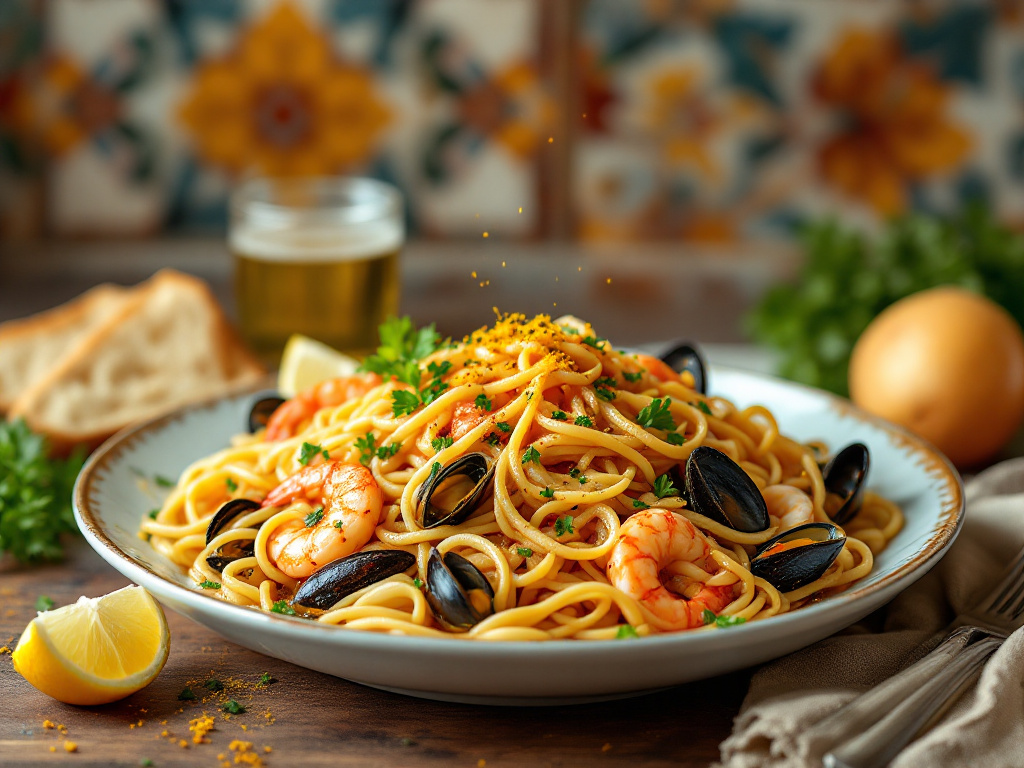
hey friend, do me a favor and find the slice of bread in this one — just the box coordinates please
[0,284,130,413]
[9,269,266,453]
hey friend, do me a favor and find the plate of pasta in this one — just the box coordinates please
[74,313,963,704]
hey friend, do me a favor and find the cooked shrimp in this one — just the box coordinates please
[607,509,734,629]
[447,396,509,443]
[262,462,382,578]
[634,354,682,384]
[763,484,814,532]
[265,374,381,441]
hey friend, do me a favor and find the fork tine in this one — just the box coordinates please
[994,576,1024,617]
[979,546,1024,615]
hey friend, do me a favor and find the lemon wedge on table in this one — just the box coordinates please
[277,334,360,398]
[12,585,169,705]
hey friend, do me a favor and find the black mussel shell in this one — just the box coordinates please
[425,548,495,631]
[668,464,692,509]
[206,498,261,545]
[685,446,768,532]
[821,443,870,526]
[659,341,707,394]
[292,549,416,610]
[416,453,495,529]
[206,540,256,572]
[249,395,286,433]
[750,522,846,593]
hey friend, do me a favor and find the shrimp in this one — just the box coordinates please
[262,461,383,579]
[607,509,734,630]
[447,396,509,443]
[265,374,381,441]
[762,485,814,532]
[634,354,682,384]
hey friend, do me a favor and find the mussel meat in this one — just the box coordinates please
[416,453,495,529]
[291,549,416,610]
[750,522,846,593]
[249,395,285,433]
[425,547,495,631]
[820,443,869,526]
[659,342,707,394]
[205,498,261,571]
[684,446,768,533]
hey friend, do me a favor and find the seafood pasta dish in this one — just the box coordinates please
[142,314,903,640]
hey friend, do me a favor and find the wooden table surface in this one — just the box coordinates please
[0,239,786,767]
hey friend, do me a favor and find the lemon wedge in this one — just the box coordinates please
[277,334,360,398]
[12,585,169,705]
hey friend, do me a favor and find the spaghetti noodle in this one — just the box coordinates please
[142,313,902,640]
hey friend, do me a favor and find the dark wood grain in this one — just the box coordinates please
[0,540,750,768]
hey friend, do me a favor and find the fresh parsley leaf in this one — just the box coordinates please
[418,379,449,405]
[484,433,502,446]
[0,419,86,563]
[304,507,324,527]
[375,442,401,461]
[594,379,616,401]
[221,700,246,715]
[177,687,197,701]
[695,400,713,416]
[581,335,606,349]
[270,600,296,616]
[631,498,649,509]
[522,446,541,465]
[148,509,159,520]
[666,432,686,446]
[154,475,175,488]
[702,608,716,626]
[568,468,581,479]
[199,580,221,590]
[413,578,423,589]
[595,377,617,388]
[427,360,452,378]
[573,415,593,427]
[553,515,575,536]
[431,436,454,452]
[636,398,675,431]
[299,442,329,466]
[333,520,344,529]
[516,546,533,558]
[391,389,421,417]
[141,760,154,767]
[652,473,678,499]
[355,432,377,466]
[256,672,274,688]
[716,615,747,628]
[496,421,511,432]
[225,477,238,493]
[540,487,554,498]
[550,410,568,421]
[616,624,639,639]
[360,317,441,385]
[35,595,54,612]
[623,370,643,382]
[474,393,492,410]
[204,678,224,692]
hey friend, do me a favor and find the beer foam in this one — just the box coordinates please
[231,221,404,263]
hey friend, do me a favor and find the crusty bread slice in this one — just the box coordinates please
[0,284,130,413]
[9,269,266,453]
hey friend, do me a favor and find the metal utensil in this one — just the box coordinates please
[809,544,1024,768]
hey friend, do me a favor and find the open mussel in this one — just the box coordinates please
[205,498,261,571]
[416,453,495,529]
[249,395,285,433]
[820,443,869,526]
[684,446,768,533]
[292,549,416,610]
[659,341,707,394]
[425,547,494,631]
[750,522,846,593]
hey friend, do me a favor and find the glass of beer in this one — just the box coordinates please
[230,176,403,363]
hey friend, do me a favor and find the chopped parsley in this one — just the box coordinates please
[177,687,197,701]
[636,398,676,431]
[695,400,713,416]
[221,700,246,715]
[256,672,274,688]
[270,600,296,616]
[581,335,606,349]
[475,393,492,410]
[225,477,238,493]
[484,433,502,446]
[553,515,575,536]
[359,316,441,387]
[356,432,401,465]
[631,498,649,509]
[616,624,639,639]
[431,436,454,452]
[568,468,588,484]
[333,520,344,529]
[304,507,324,527]
[413,578,424,589]
[622,370,644,382]
[418,378,449,405]
[427,360,453,378]
[391,389,422,417]
[666,432,686,446]
[35,595,54,612]
[496,421,511,432]
[199,580,221,590]
[141,760,154,767]
[154,475,175,488]
[522,446,541,465]
[540,487,554,498]
[516,546,533,558]
[574,415,593,428]
[148,509,159,520]
[653,473,678,499]
[550,410,568,421]
[204,678,224,692]
[298,442,329,466]
[594,377,617,401]
[702,609,746,628]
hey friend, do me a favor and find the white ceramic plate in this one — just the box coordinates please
[74,368,963,705]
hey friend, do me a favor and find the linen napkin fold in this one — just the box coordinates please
[719,457,1024,768]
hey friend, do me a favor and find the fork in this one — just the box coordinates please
[807,544,1024,768]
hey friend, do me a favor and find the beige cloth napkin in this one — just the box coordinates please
[719,457,1024,768]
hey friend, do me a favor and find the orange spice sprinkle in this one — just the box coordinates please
[189,714,215,744]
[49,746,56,752]
[42,720,55,729]
[0,646,9,654]
[63,741,78,753]
[179,740,189,749]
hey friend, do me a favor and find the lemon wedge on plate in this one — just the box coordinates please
[278,334,360,398]
[12,585,169,705]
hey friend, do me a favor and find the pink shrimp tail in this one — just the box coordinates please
[262,461,335,508]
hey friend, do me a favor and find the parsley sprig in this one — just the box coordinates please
[359,316,441,386]
[431,436,454,452]
[652,473,678,499]
[299,442,329,466]
[702,608,747,628]
[636,398,675,431]
[355,432,401,465]
[554,515,575,536]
